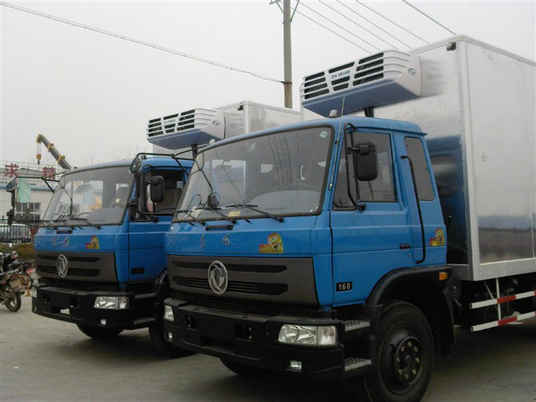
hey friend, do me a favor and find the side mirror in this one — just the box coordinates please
[353,142,378,182]
[129,156,142,174]
[149,176,165,203]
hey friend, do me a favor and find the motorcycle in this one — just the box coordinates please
[0,251,33,312]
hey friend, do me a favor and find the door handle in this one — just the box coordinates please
[400,243,411,250]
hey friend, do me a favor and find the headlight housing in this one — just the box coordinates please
[163,305,174,322]
[278,324,337,346]
[94,296,129,310]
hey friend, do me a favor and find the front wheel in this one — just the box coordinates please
[361,301,434,402]
[149,323,193,358]
[77,324,122,340]
[5,290,21,312]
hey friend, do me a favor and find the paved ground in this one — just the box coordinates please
[1,297,536,402]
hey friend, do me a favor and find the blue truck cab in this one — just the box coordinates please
[162,116,452,399]
[32,156,193,355]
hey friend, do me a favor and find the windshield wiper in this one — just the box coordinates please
[176,209,205,226]
[196,205,237,224]
[224,203,284,223]
[57,183,74,216]
[69,214,102,229]
[51,214,68,224]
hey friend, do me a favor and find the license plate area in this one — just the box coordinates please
[181,310,266,358]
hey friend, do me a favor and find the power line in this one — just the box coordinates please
[355,0,429,44]
[401,0,456,36]
[295,9,370,53]
[300,1,379,51]
[326,0,407,50]
[0,1,283,84]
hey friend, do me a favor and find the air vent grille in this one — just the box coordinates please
[301,50,421,116]
[147,109,216,138]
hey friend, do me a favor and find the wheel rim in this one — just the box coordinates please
[6,294,19,311]
[380,330,425,394]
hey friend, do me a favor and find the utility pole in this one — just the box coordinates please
[283,0,293,108]
[271,0,299,109]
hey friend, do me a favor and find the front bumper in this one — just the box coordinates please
[163,299,371,379]
[33,285,157,330]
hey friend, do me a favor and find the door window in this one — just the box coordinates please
[144,170,185,214]
[404,137,435,201]
[334,132,396,208]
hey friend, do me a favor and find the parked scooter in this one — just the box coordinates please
[0,251,33,312]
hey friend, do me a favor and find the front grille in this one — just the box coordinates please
[38,255,99,263]
[173,276,288,296]
[168,255,318,305]
[172,260,286,273]
[36,251,116,282]
[39,278,119,292]
[38,265,99,277]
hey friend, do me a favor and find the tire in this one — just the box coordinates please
[361,301,434,402]
[149,323,192,358]
[77,324,122,340]
[220,358,272,378]
[5,290,21,312]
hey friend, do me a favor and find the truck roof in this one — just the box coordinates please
[66,157,193,175]
[203,116,424,152]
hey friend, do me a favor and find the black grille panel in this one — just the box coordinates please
[168,255,317,305]
[173,276,288,296]
[36,251,116,282]
[172,260,286,273]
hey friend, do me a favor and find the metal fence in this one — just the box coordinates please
[0,218,34,243]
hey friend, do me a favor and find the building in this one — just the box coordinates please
[0,160,62,221]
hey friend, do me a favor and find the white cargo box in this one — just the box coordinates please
[302,36,536,282]
[149,101,301,152]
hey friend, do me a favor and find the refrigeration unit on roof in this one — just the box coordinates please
[147,101,302,151]
[301,50,422,117]
[146,108,224,150]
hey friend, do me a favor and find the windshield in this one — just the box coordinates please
[176,126,333,222]
[43,166,132,226]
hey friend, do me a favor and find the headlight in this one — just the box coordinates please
[278,324,337,346]
[163,305,174,322]
[94,296,129,310]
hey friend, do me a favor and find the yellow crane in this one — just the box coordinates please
[36,134,72,170]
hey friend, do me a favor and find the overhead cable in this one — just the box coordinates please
[325,0,406,50]
[355,0,429,44]
[300,1,379,51]
[296,9,370,53]
[401,0,456,36]
[0,1,283,83]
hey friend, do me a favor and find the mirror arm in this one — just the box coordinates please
[346,132,365,211]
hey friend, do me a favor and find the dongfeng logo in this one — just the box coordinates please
[56,254,69,279]
[208,260,228,296]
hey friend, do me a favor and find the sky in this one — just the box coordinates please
[1,0,535,167]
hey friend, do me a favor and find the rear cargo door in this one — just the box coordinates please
[330,130,415,304]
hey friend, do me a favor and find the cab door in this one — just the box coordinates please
[330,130,416,305]
[128,169,185,282]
